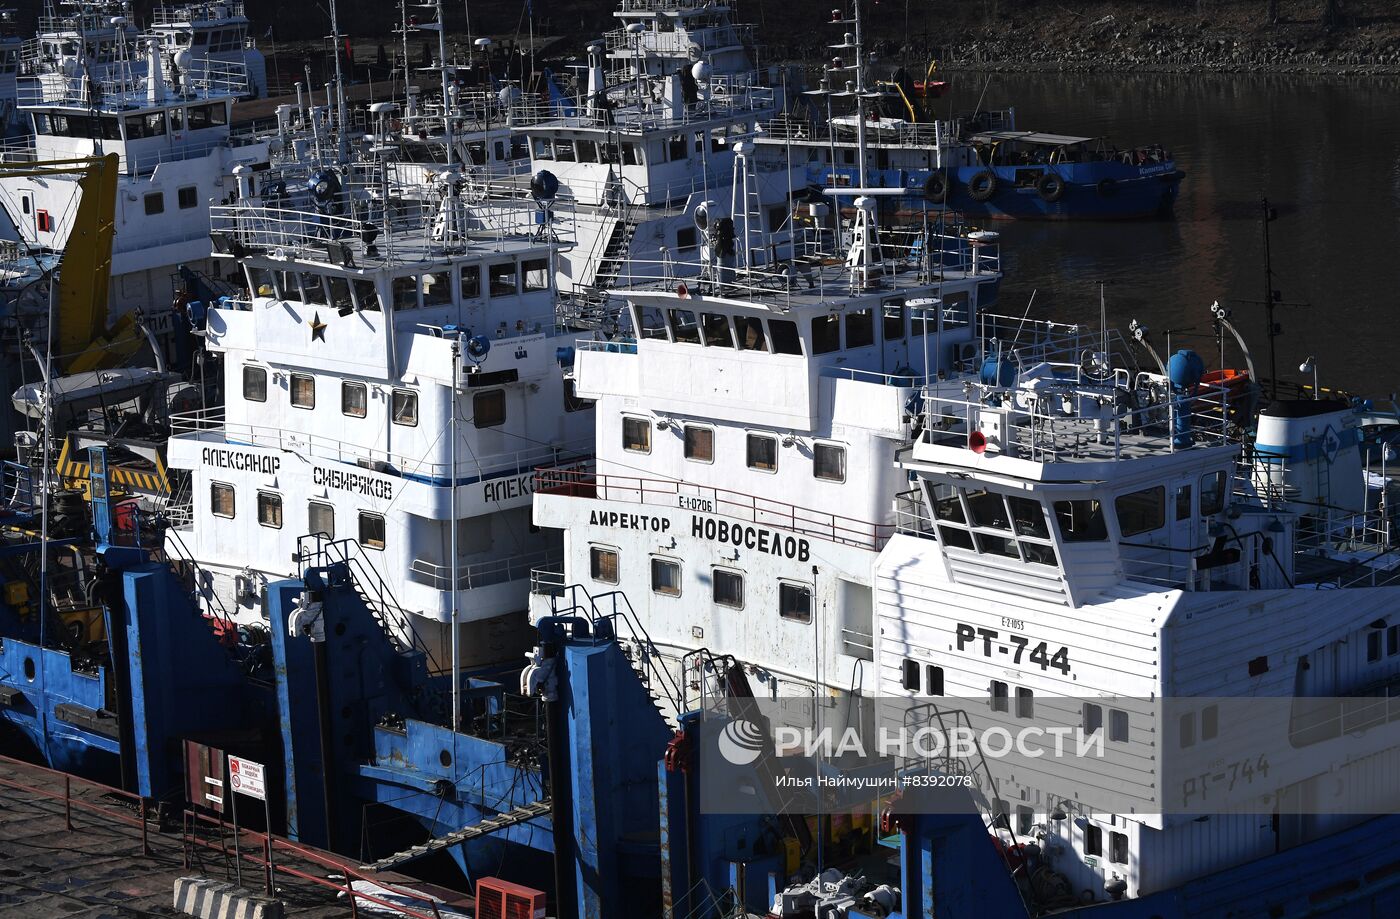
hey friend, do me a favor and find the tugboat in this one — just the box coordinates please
[1,27,270,336]
[757,2,1184,221]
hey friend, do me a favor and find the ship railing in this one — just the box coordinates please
[296,534,443,671]
[540,580,685,715]
[529,561,566,596]
[1,461,35,513]
[918,373,1239,463]
[170,407,592,484]
[1120,554,1195,590]
[535,463,895,551]
[0,134,261,179]
[17,57,250,107]
[550,79,776,131]
[894,488,935,538]
[408,548,560,593]
[619,0,736,12]
[762,116,951,149]
[161,520,240,629]
[1295,506,1395,572]
[602,21,753,56]
[151,1,248,26]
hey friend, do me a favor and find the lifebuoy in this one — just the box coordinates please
[1036,172,1066,203]
[1097,177,1118,198]
[923,172,947,204]
[966,170,998,202]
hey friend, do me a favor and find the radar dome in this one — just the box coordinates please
[691,60,712,82]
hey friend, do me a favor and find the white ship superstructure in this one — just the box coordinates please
[475,0,792,316]
[165,171,593,668]
[150,1,267,99]
[0,8,21,134]
[0,33,267,333]
[531,196,1008,704]
[874,347,1400,903]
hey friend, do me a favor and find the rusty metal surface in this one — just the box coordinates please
[0,756,430,917]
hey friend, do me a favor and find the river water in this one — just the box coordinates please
[962,71,1400,397]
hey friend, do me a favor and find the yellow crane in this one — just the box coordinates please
[0,153,120,370]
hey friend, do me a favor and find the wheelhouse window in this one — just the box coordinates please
[882,300,906,341]
[623,416,651,453]
[778,582,812,623]
[211,482,235,518]
[290,373,315,409]
[473,390,506,428]
[257,492,283,528]
[811,314,841,354]
[391,389,418,426]
[746,434,777,472]
[144,192,164,215]
[522,259,550,292]
[329,276,353,313]
[668,309,701,344]
[341,381,367,418]
[813,443,845,482]
[700,313,734,348]
[684,425,714,463]
[636,305,668,340]
[844,307,875,348]
[735,316,767,351]
[769,319,802,355]
[651,557,681,596]
[1054,499,1108,542]
[1200,470,1228,516]
[307,501,334,539]
[243,365,267,402]
[1115,486,1166,537]
[713,568,744,609]
[489,262,518,297]
[359,512,386,549]
[459,265,481,300]
[941,291,970,328]
[590,546,619,584]
[391,275,419,310]
[299,272,328,306]
[422,272,452,308]
[178,185,198,209]
[936,487,1056,565]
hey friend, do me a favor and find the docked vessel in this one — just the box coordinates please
[24,1,267,101]
[0,30,269,337]
[757,4,1184,221]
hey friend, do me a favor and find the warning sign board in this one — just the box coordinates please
[228,756,267,801]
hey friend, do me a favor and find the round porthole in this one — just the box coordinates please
[439,750,452,768]
[23,658,35,681]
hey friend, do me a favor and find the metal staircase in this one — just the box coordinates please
[359,799,553,872]
[538,581,683,727]
[295,535,443,673]
[570,215,637,328]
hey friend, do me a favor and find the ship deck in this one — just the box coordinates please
[0,755,471,918]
